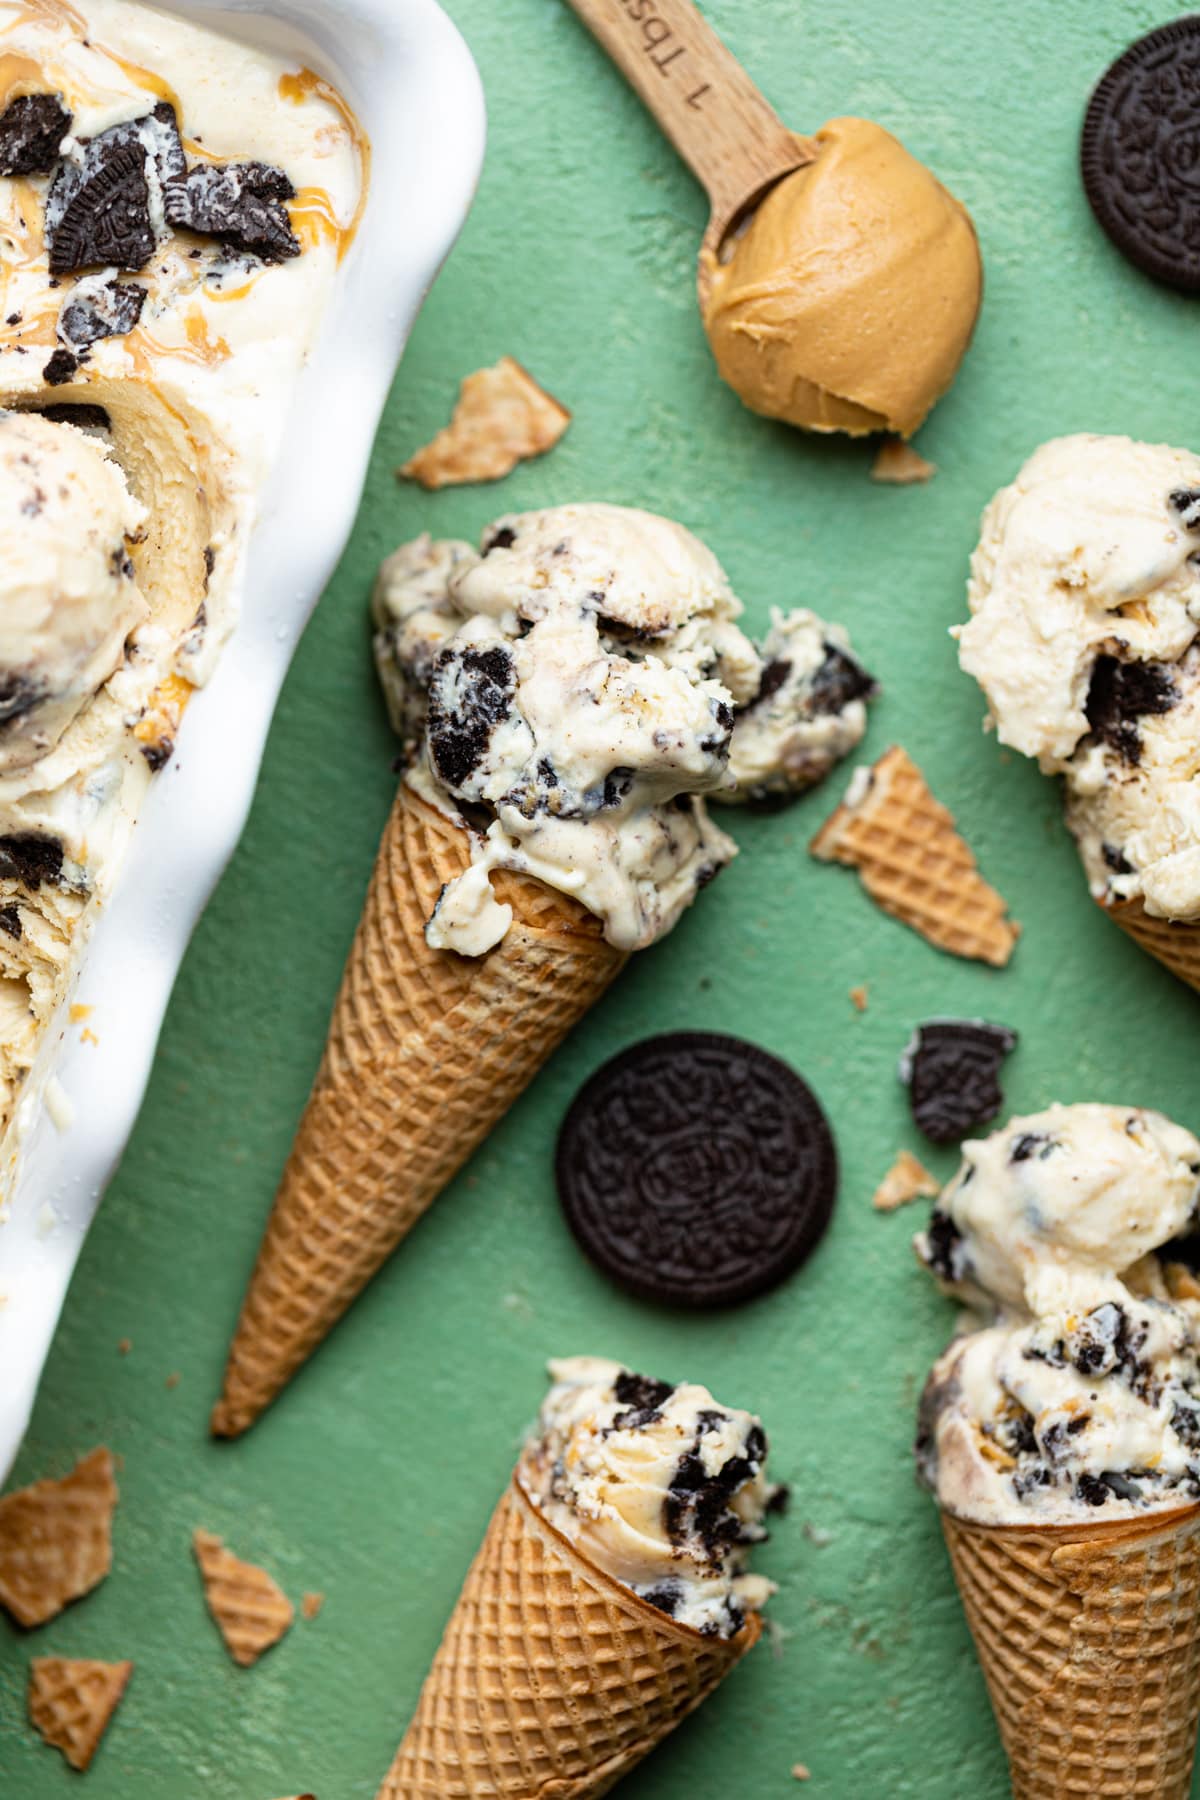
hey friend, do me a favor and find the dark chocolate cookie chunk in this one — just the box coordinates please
[38,401,111,432]
[809,643,878,717]
[0,832,64,889]
[58,278,146,351]
[427,643,516,792]
[1082,21,1200,292]
[0,93,71,176]
[45,102,184,275]
[557,1032,838,1308]
[42,347,78,385]
[166,161,299,262]
[902,1019,1018,1145]
[1085,653,1178,763]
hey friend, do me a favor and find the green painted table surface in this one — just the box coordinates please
[3,1,1198,1795]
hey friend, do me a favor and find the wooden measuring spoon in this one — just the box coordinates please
[563,0,982,439]
[564,0,817,306]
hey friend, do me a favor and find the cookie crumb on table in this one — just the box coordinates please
[849,984,869,1012]
[792,1763,812,1781]
[872,1148,939,1212]
[399,356,569,489]
[301,1590,324,1620]
[870,437,936,484]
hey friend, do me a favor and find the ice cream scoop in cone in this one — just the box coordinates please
[941,1502,1200,1797]
[211,786,626,1437]
[379,1476,760,1800]
[1105,895,1200,998]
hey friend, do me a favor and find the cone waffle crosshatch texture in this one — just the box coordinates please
[810,745,1019,966]
[1106,895,1200,997]
[212,785,628,1438]
[940,1502,1200,1798]
[379,1477,760,1799]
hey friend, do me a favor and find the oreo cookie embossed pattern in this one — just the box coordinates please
[556,1032,838,1307]
[1082,19,1200,292]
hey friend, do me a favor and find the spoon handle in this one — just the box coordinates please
[563,0,814,222]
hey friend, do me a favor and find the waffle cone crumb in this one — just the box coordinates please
[193,1530,293,1667]
[400,357,570,489]
[811,746,1019,966]
[0,1447,117,1628]
[873,1148,939,1211]
[28,1657,132,1771]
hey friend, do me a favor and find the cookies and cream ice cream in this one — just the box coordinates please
[0,409,146,772]
[373,504,876,956]
[0,0,364,1146]
[915,1103,1200,1524]
[519,1356,780,1637]
[701,118,981,439]
[957,434,1200,920]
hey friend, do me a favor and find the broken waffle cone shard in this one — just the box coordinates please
[28,1657,133,1772]
[379,1476,761,1800]
[193,1529,294,1667]
[0,1446,117,1628]
[940,1502,1200,1799]
[211,785,627,1440]
[1105,895,1200,997]
[810,745,1019,966]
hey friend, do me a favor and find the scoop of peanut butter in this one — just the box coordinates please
[701,117,981,439]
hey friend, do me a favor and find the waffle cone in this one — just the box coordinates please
[1105,895,1200,997]
[379,1476,760,1799]
[212,785,627,1438]
[28,1657,133,1772]
[810,745,1019,966]
[941,1502,1200,1797]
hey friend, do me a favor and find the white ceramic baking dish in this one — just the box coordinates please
[0,0,486,1478]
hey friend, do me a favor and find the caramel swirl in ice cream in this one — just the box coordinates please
[701,117,981,439]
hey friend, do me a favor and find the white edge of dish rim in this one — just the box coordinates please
[0,0,487,1478]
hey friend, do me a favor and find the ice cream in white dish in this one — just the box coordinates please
[0,0,364,1152]
[519,1355,780,1636]
[915,1103,1200,1525]
[373,503,877,956]
[957,434,1200,921]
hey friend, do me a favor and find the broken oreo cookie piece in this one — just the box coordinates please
[0,832,64,889]
[38,401,111,432]
[58,277,145,351]
[0,93,71,177]
[45,102,184,276]
[166,161,299,262]
[427,643,516,793]
[809,643,878,717]
[42,347,78,386]
[1085,654,1178,764]
[901,1019,1018,1145]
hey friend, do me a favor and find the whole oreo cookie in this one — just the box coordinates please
[1082,20,1200,292]
[556,1032,838,1308]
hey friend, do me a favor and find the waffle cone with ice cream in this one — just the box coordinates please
[940,1502,1200,1798]
[379,1358,776,1799]
[213,504,877,1436]
[381,1476,760,1799]
[914,1103,1200,1797]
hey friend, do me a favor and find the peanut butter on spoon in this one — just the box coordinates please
[565,1,981,438]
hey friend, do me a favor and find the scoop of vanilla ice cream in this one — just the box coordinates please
[915,1104,1200,1524]
[0,410,147,774]
[519,1355,778,1637]
[918,1104,1200,1316]
[957,435,1200,770]
[372,505,875,955]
